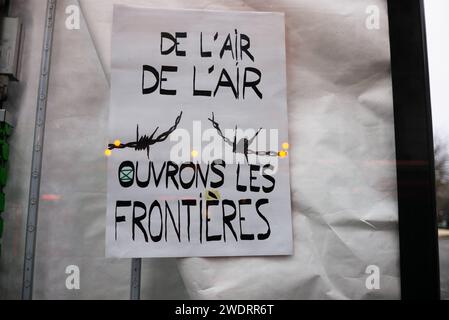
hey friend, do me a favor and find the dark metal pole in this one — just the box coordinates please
[130,258,142,300]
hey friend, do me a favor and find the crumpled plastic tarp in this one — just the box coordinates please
[0,0,400,299]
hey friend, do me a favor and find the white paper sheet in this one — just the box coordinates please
[106,6,293,258]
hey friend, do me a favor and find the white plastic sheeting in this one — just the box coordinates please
[0,0,400,299]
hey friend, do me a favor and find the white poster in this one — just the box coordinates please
[106,5,292,258]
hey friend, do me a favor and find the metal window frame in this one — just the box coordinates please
[387,0,440,300]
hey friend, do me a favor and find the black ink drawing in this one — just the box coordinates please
[207,112,279,163]
[108,111,183,158]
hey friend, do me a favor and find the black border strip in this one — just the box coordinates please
[387,0,440,299]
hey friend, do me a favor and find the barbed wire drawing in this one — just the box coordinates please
[207,112,280,163]
[107,111,183,158]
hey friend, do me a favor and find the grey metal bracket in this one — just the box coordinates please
[0,108,15,127]
[22,0,56,300]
